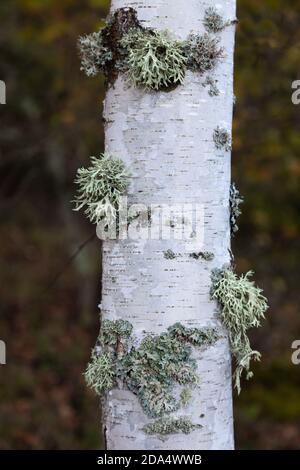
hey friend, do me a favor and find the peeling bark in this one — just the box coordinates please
[101,0,236,450]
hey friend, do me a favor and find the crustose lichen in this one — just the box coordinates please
[85,320,219,420]
[211,268,268,394]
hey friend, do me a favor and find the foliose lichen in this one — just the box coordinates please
[211,268,268,393]
[73,153,130,226]
[213,126,232,152]
[230,183,244,235]
[85,320,219,419]
[101,319,133,349]
[120,28,187,90]
[143,416,201,436]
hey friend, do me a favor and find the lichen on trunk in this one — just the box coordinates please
[100,0,237,450]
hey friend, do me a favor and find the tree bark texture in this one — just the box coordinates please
[101,0,236,450]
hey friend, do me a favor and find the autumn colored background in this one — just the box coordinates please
[1,0,300,449]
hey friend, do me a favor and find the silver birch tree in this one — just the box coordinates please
[99,0,237,450]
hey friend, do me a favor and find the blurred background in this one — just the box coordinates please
[0,0,300,450]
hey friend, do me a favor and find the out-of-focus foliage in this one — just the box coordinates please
[0,0,300,450]
[0,0,110,450]
[234,0,300,450]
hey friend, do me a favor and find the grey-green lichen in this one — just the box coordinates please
[73,153,130,226]
[180,388,193,406]
[78,31,113,77]
[78,7,141,84]
[84,351,115,394]
[203,7,234,34]
[230,183,244,236]
[211,268,268,393]
[164,249,177,260]
[202,76,219,96]
[185,33,224,75]
[79,8,225,91]
[85,320,219,419]
[101,319,133,349]
[120,28,187,90]
[190,251,215,261]
[143,416,201,436]
[213,126,232,152]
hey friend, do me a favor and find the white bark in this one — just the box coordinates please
[101,0,236,450]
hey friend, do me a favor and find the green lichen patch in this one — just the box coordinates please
[230,183,244,236]
[85,320,219,419]
[190,251,215,261]
[211,268,268,393]
[213,126,232,152]
[84,351,115,394]
[78,7,142,84]
[180,388,192,406]
[101,319,133,348]
[185,33,224,75]
[120,28,187,90]
[143,416,201,436]
[73,153,130,226]
[79,8,226,91]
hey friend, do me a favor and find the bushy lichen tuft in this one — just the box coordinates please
[211,268,268,393]
[84,351,115,394]
[202,76,219,97]
[203,7,231,33]
[73,153,130,226]
[78,31,113,77]
[213,126,232,152]
[230,183,244,235]
[85,320,219,419]
[120,28,187,90]
[143,416,201,436]
[185,33,224,74]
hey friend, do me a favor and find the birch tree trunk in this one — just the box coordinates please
[101,0,236,450]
